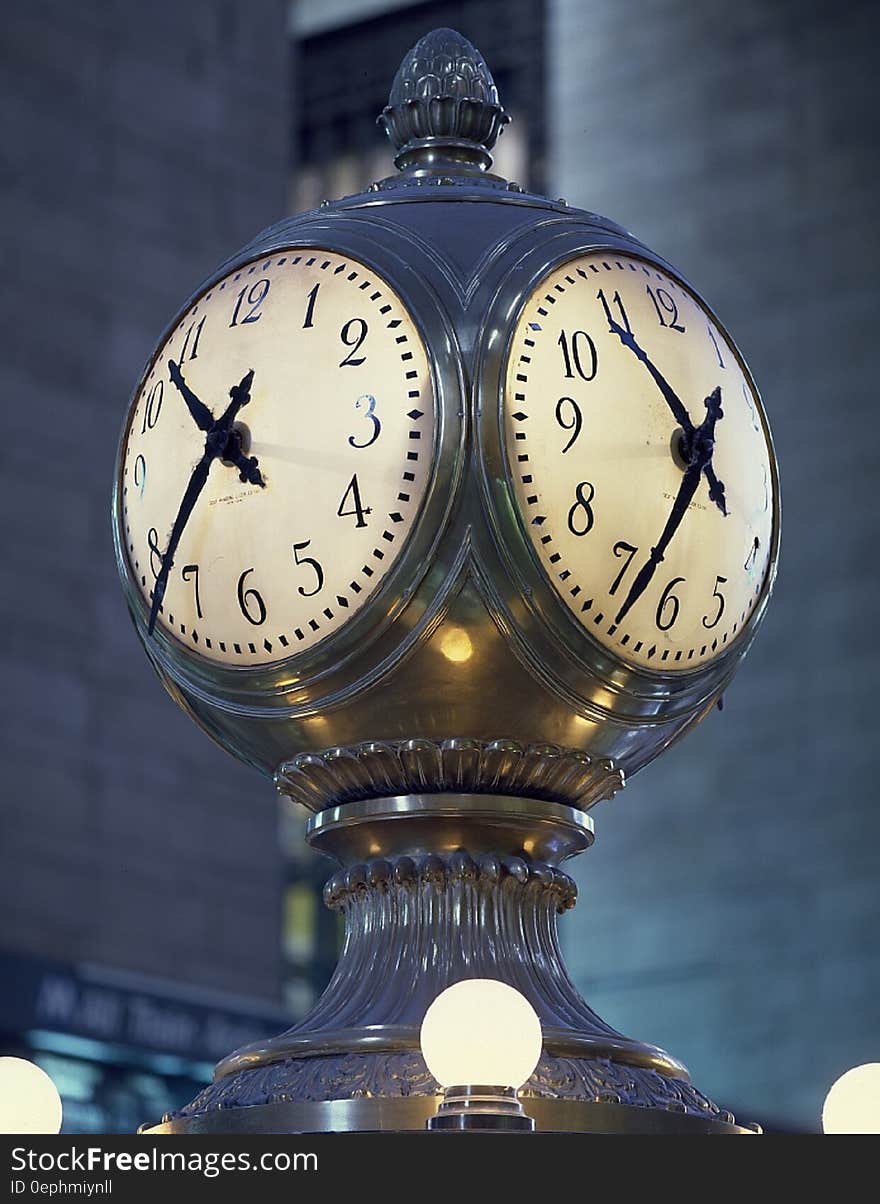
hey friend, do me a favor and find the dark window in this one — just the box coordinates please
[293,0,546,209]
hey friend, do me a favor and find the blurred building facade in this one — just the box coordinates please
[1,0,877,1133]
[0,0,294,1130]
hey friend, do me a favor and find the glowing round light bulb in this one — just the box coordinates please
[823,1063,880,1134]
[420,979,543,1089]
[0,1058,63,1134]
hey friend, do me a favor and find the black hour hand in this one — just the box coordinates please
[603,314,694,438]
[226,442,265,487]
[168,359,214,432]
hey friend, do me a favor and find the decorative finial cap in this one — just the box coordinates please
[378,28,510,173]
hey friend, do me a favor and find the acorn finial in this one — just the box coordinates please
[378,28,510,173]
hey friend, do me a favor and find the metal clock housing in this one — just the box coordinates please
[113,35,779,789]
[474,229,780,740]
[112,218,467,769]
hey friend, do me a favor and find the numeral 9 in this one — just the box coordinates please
[555,396,582,453]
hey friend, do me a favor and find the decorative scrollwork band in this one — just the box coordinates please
[323,852,577,912]
[175,1050,728,1123]
[275,736,624,814]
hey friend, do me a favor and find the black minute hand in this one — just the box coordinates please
[168,359,214,431]
[147,450,213,635]
[614,387,724,626]
[147,369,258,636]
[603,312,695,437]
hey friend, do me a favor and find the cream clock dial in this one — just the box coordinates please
[121,250,435,666]
[503,251,775,671]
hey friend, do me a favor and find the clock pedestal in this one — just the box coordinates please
[144,781,755,1135]
[117,27,776,1137]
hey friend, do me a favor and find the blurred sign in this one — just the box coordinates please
[0,949,289,1063]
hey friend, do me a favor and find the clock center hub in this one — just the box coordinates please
[671,427,689,471]
[221,421,252,466]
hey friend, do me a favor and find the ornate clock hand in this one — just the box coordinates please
[147,450,214,635]
[603,314,694,437]
[168,359,215,431]
[615,387,725,626]
[704,463,728,517]
[614,461,703,626]
[215,368,255,428]
[147,369,260,635]
[225,441,265,487]
[686,386,727,515]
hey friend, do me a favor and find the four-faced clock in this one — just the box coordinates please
[119,250,435,666]
[503,250,776,671]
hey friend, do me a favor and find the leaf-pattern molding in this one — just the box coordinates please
[174,1050,729,1123]
[323,852,577,912]
[378,28,510,168]
[275,736,625,814]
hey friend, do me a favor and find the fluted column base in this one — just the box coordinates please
[142,793,754,1133]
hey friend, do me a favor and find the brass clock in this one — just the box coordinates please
[120,27,781,1138]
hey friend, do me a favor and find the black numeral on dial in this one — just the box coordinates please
[179,316,205,362]
[339,318,368,366]
[181,564,203,618]
[656,576,686,631]
[141,381,163,433]
[557,329,597,381]
[555,396,582,453]
[609,541,638,595]
[707,324,725,368]
[230,279,270,327]
[647,285,685,332]
[292,540,324,597]
[349,394,381,448]
[133,454,147,492]
[567,481,595,537]
[303,282,319,329]
[702,575,727,629]
[597,288,631,334]
[237,567,267,625]
[337,473,370,528]
[147,527,164,578]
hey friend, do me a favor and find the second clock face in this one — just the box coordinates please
[503,250,775,672]
[121,249,435,667]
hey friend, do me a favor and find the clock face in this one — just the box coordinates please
[120,249,435,667]
[502,250,775,672]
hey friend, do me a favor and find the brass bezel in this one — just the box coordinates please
[472,226,781,716]
[112,221,466,714]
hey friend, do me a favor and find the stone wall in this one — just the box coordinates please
[0,0,290,1000]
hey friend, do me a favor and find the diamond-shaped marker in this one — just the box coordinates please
[512,411,528,421]
[531,515,546,525]
[647,645,656,658]
[407,408,424,420]
[263,638,272,653]
[529,322,542,331]
[390,512,404,523]
[337,595,349,608]
[581,599,593,612]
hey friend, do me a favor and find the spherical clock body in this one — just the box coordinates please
[113,180,778,793]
